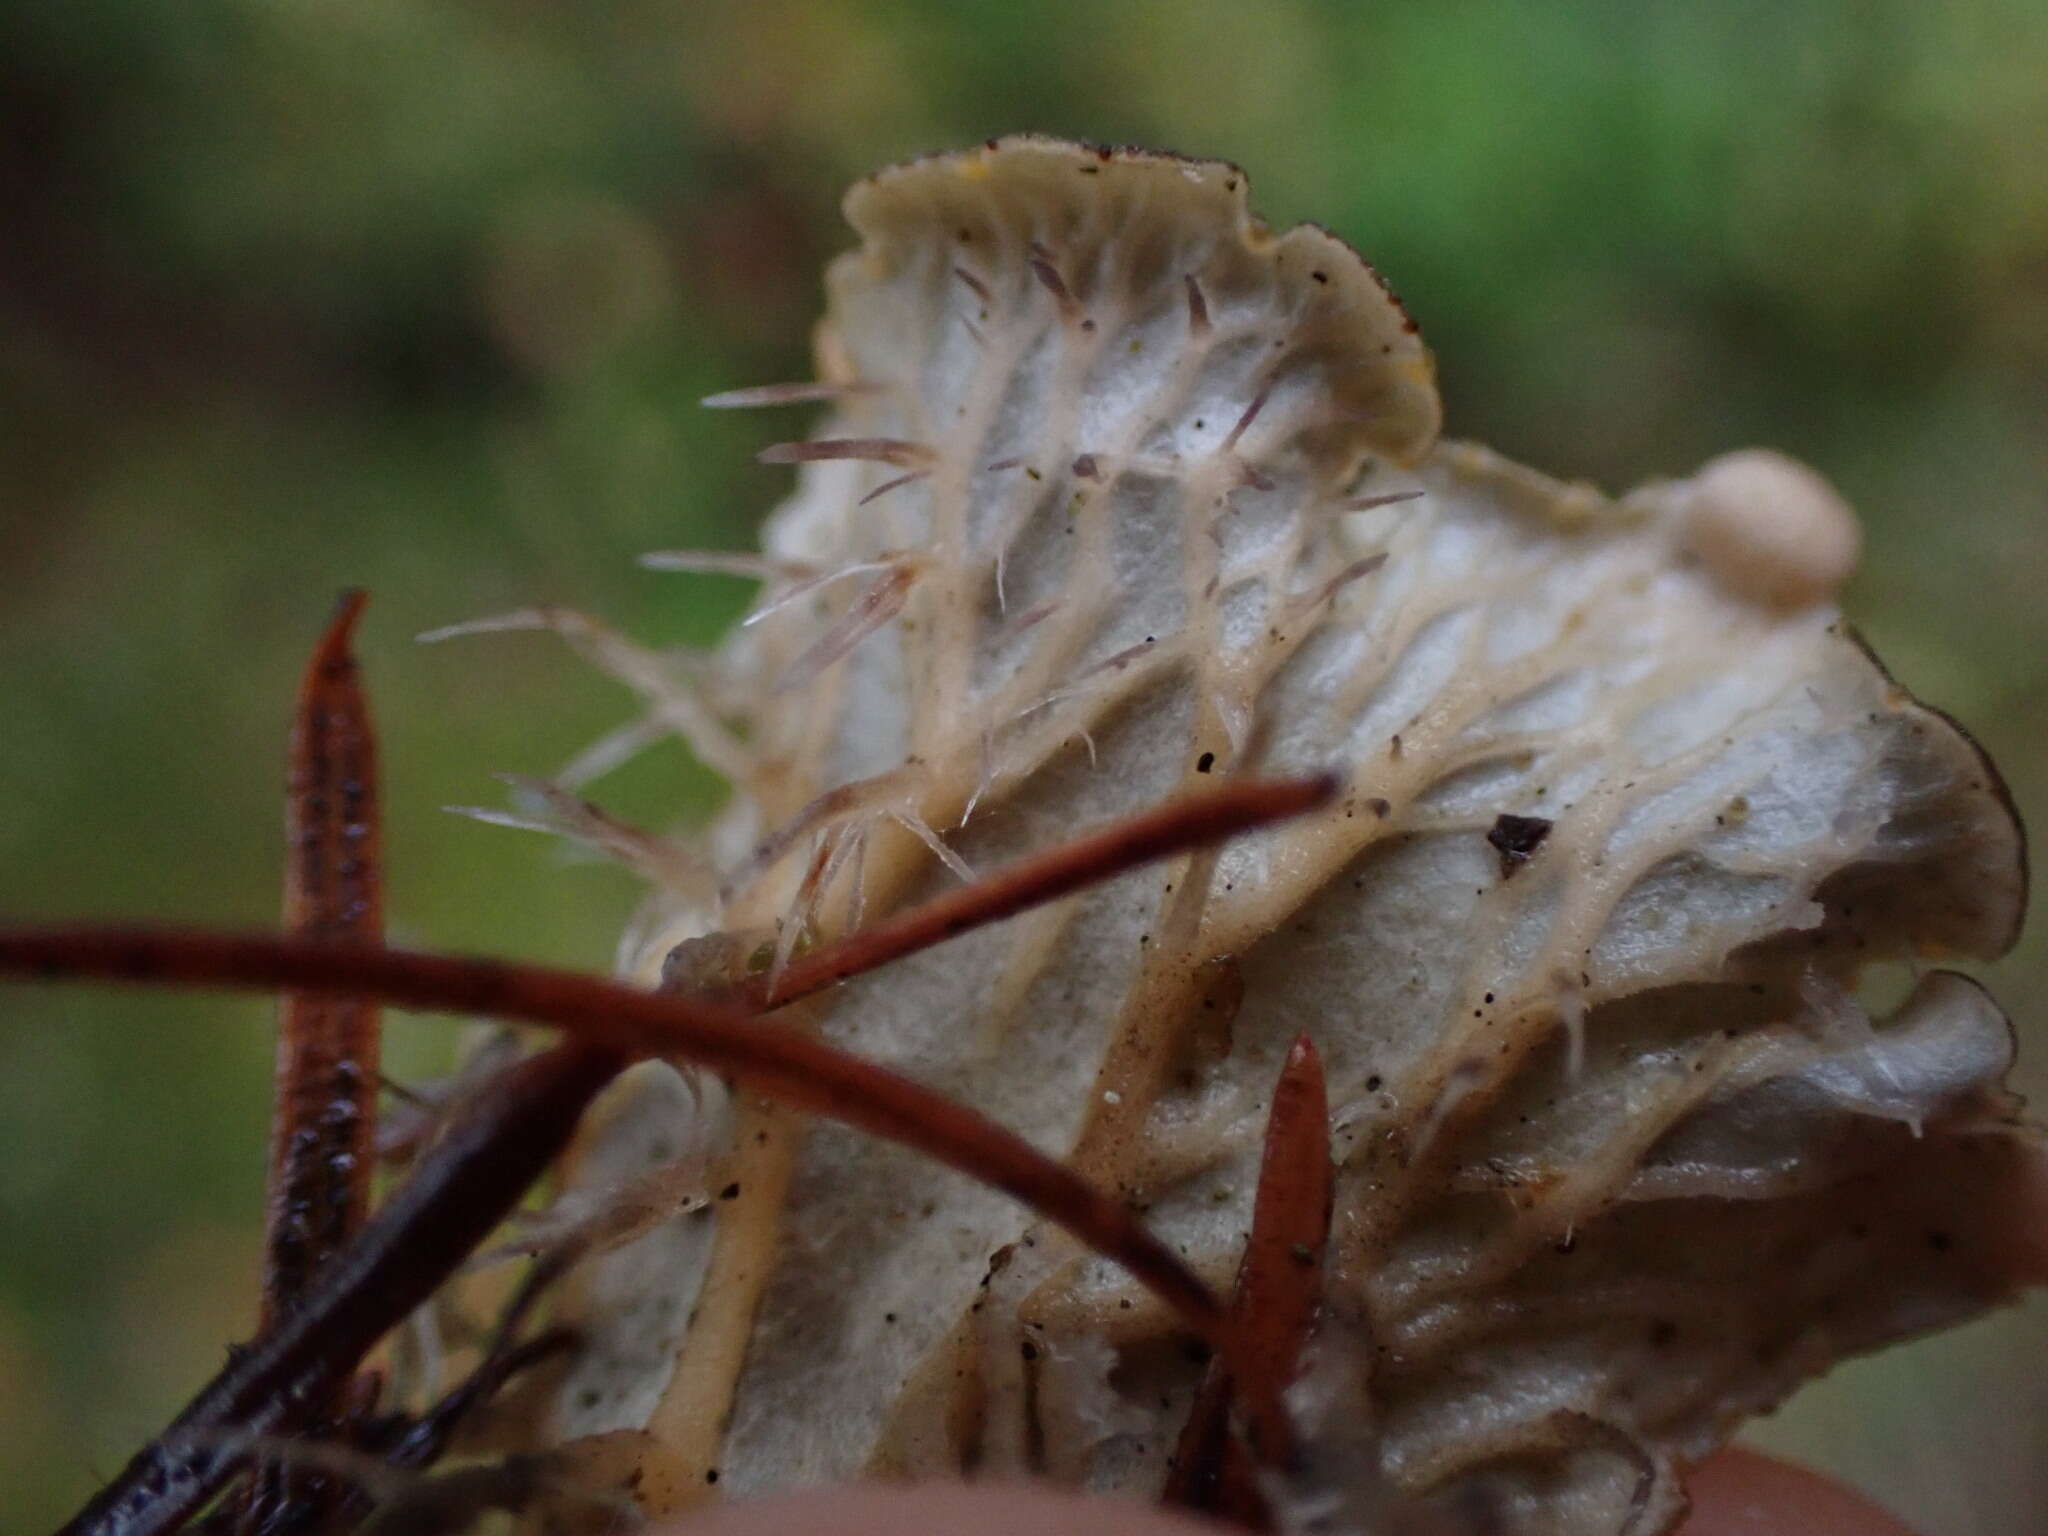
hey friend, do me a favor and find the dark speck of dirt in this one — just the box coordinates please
[1487,813,1553,877]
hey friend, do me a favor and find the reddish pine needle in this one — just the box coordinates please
[0,928,1231,1356]
[1165,1035,1334,1527]
[243,590,386,1533]
[764,775,1338,1006]
[1228,1033,1333,1453]
[263,589,384,1325]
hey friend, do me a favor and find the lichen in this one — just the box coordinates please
[472,137,2031,1535]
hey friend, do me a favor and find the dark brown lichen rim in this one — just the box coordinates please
[1836,621,2030,953]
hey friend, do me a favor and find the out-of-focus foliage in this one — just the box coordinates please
[0,3,2041,1531]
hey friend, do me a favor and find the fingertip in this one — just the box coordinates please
[1679,1447,1917,1536]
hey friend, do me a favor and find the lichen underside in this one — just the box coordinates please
[508,138,2033,1536]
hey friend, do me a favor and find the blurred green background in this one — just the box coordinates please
[2,2,2044,1530]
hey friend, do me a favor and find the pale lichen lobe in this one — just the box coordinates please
[499,138,2033,1536]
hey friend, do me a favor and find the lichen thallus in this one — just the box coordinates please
[2,592,1342,1536]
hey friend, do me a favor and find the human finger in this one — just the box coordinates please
[1678,1446,1916,1535]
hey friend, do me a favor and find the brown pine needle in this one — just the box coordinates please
[0,928,1231,1355]
[1228,1033,1333,1455]
[246,589,387,1531]
[263,588,384,1326]
[1165,1035,1334,1526]
[765,775,1339,1006]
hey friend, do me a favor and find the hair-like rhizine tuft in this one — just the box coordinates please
[459,138,2033,1536]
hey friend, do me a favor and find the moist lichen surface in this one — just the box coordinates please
[480,138,2033,1535]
